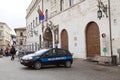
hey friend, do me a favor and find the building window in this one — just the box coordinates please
[0,31,3,36]
[45,9,48,21]
[35,42,37,51]
[20,40,23,45]
[20,32,23,36]
[37,5,41,24]
[60,0,64,11]
[36,17,38,26]
[0,26,3,28]
[69,0,74,6]
[0,40,3,45]
[33,20,35,27]
[31,23,32,28]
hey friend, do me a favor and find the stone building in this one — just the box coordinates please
[26,0,120,61]
[14,27,26,50]
[0,22,11,50]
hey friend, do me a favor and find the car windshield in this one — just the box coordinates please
[34,49,50,56]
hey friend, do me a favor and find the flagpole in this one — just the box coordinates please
[108,0,113,56]
[42,0,44,32]
[41,0,44,48]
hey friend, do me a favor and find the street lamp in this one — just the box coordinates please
[97,8,102,19]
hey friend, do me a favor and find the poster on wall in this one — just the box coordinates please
[102,33,107,56]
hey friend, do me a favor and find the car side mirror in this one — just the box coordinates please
[71,53,74,56]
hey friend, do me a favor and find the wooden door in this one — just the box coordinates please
[86,22,100,57]
[61,30,69,50]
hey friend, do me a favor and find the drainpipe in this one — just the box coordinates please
[108,0,113,56]
[108,0,118,65]
[41,0,44,48]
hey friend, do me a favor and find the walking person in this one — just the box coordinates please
[10,46,16,60]
[5,47,9,56]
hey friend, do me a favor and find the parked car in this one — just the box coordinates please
[20,48,73,69]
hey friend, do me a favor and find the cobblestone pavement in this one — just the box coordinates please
[0,57,120,80]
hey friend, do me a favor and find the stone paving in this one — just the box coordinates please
[0,57,120,80]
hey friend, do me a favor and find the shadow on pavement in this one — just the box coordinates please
[21,65,73,70]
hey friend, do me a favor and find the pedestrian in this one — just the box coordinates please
[5,47,9,56]
[0,48,3,58]
[10,46,16,60]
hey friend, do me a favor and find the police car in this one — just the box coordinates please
[20,48,73,69]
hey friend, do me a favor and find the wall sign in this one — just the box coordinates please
[102,33,106,38]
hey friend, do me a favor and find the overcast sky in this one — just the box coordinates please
[0,0,32,34]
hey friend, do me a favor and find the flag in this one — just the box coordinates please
[38,9,44,20]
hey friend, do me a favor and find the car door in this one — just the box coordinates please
[55,49,73,64]
[41,49,57,65]
[54,49,67,64]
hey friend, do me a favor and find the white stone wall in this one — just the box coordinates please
[110,0,120,60]
[26,0,43,51]
[26,0,120,59]
[0,22,11,49]
[47,0,111,58]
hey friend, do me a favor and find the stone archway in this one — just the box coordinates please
[61,29,69,50]
[86,22,101,57]
[43,27,53,48]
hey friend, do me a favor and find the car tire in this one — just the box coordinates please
[64,61,71,68]
[56,64,60,67]
[33,61,41,70]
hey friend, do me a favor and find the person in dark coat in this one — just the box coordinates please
[10,46,16,60]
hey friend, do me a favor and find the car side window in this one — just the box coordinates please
[57,49,67,56]
[45,49,57,57]
[46,50,52,56]
[52,49,56,56]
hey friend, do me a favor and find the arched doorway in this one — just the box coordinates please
[86,22,100,57]
[43,27,53,48]
[61,29,69,50]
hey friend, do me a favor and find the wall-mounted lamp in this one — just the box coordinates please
[97,8,102,19]
[97,0,108,19]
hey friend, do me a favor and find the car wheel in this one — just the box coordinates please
[56,64,60,67]
[64,61,71,68]
[34,61,41,70]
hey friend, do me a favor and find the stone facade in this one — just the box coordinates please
[14,27,26,50]
[0,22,11,50]
[26,0,120,61]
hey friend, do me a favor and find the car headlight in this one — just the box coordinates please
[26,57,33,60]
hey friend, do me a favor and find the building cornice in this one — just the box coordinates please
[0,22,12,31]
[49,0,86,19]
[26,0,41,19]
[14,27,26,33]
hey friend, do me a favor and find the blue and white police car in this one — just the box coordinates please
[20,48,73,69]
